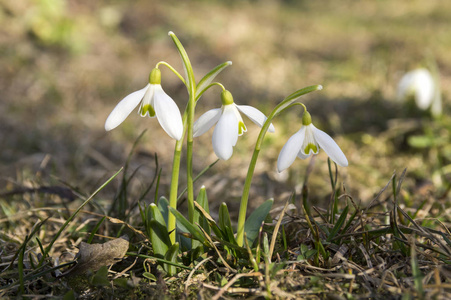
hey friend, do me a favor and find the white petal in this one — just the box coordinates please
[277,127,305,172]
[312,125,348,167]
[193,108,222,137]
[413,69,434,110]
[296,149,311,160]
[153,85,183,140]
[236,105,275,133]
[104,85,148,131]
[212,105,238,160]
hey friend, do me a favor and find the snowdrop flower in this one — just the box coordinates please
[194,90,275,160]
[105,68,183,140]
[277,111,348,172]
[397,68,440,115]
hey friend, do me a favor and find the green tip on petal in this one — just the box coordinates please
[139,104,156,117]
[302,110,312,126]
[238,121,247,135]
[304,143,318,154]
[149,68,161,85]
[221,90,234,106]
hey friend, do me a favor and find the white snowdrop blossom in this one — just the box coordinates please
[105,68,183,140]
[397,68,439,113]
[193,90,275,160]
[277,111,348,172]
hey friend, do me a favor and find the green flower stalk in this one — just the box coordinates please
[236,85,323,247]
[167,32,232,244]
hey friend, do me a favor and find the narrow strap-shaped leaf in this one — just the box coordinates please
[196,186,210,235]
[157,196,170,227]
[164,242,180,276]
[149,220,170,258]
[168,31,195,92]
[327,205,349,242]
[149,204,171,256]
[219,202,233,235]
[245,199,273,246]
[195,61,232,99]
[194,201,224,239]
[168,207,206,243]
[224,225,238,245]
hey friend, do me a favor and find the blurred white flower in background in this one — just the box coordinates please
[397,68,441,117]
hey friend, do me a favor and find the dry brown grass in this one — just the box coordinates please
[1,0,451,298]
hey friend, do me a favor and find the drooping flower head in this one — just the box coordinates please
[194,90,275,160]
[397,68,441,116]
[105,68,183,140]
[277,110,348,172]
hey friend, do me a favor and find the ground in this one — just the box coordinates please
[1,0,450,298]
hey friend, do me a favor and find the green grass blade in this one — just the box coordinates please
[327,205,349,242]
[127,252,192,270]
[410,239,424,297]
[40,168,123,266]
[87,216,106,244]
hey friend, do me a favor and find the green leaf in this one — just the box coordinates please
[63,290,75,300]
[219,202,233,235]
[168,207,206,243]
[196,186,210,235]
[192,187,210,254]
[408,135,435,148]
[245,199,273,246]
[157,196,170,227]
[327,205,349,242]
[143,272,156,281]
[224,225,238,245]
[195,61,232,99]
[168,31,195,91]
[194,200,224,240]
[149,220,170,258]
[147,272,157,281]
[91,266,110,286]
[164,242,180,276]
[149,203,171,257]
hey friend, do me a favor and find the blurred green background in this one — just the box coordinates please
[1,0,450,212]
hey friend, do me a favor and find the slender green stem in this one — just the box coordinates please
[168,141,183,244]
[187,93,195,223]
[156,61,186,85]
[168,111,187,244]
[195,82,226,102]
[236,85,323,247]
[168,32,197,247]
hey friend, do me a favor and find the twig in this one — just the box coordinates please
[184,256,212,294]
